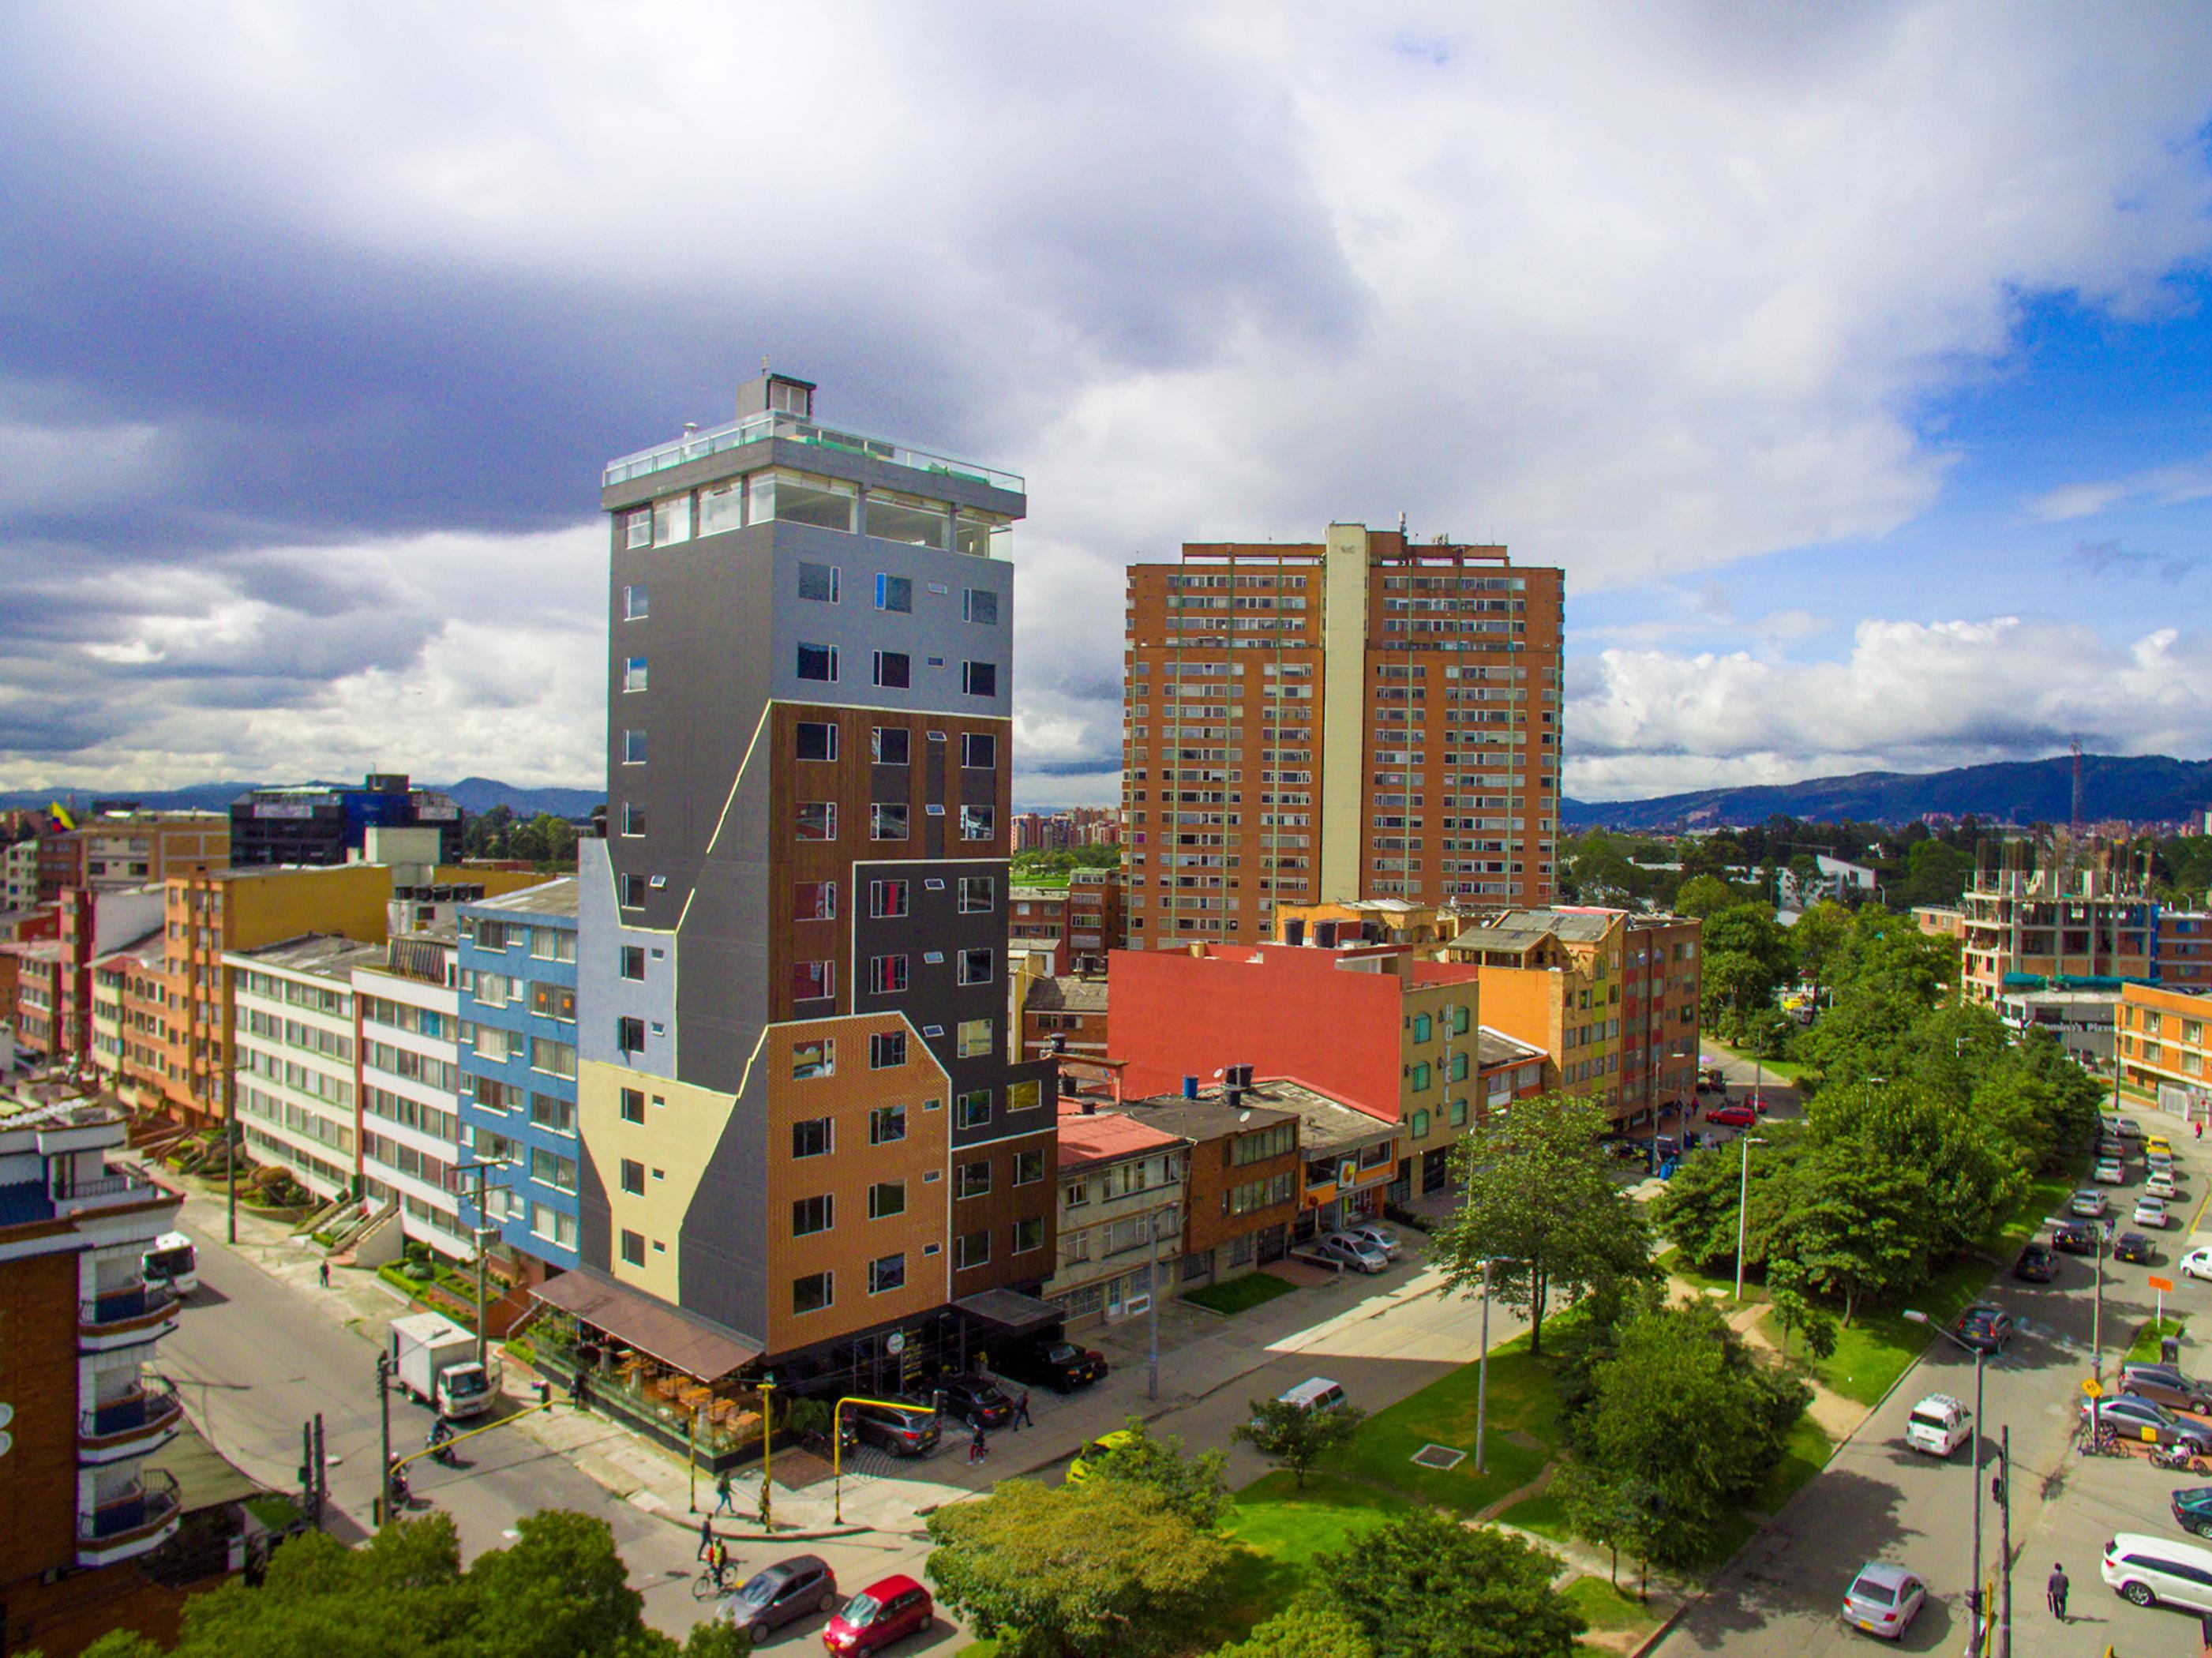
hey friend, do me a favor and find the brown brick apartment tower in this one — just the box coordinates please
[571,372,1057,1396]
[1123,527,1563,946]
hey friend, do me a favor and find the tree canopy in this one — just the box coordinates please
[1308,1510,1584,1658]
[1233,1397,1365,1490]
[1076,1416,1230,1529]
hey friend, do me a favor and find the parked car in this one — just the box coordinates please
[1841,1562,1927,1640]
[2116,1117,2145,1138]
[2121,1363,2212,1416]
[2104,1532,2212,1615]
[2012,1241,2056,1281]
[822,1574,933,1655]
[2116,1232,2158,1265]
[934,1373,1014,1431]
[1313,1233,1390,1274]
[1707,1104,1757,1127]
[2185,1246,2212,1282]
[1275,1376,1350,1414]
[1951,1304,2013,1353]
[2084,1394,2212,1452]
[1341,1222,1404,1259]
[849,1398,942,1457]
[2094,1160,2128,1185]
[2148,1135,2174,1157]
[995,1334,1108,1394]
[2169,1486,2212,1538]
[2053,1221,2101,1255]
[2148,1171,2180,1200]
[1066,1427,1136,1484]
[2150,1152,2176,1175]
[1904,1394,1971,1457]
[2136,1197,2170,1229]
[718,1555,839,1645]
[2071,1189,2110,1218]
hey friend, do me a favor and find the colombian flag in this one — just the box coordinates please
[49,802,75,831]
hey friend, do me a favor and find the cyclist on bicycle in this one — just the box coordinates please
[707,1536,730,1590]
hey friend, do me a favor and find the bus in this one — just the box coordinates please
[144,1231,197,1297]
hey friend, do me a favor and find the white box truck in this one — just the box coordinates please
[390,1312,494,1420]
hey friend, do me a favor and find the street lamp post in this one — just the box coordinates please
[1906,1308,1990,1655]
[1734,1135,1768,1303]
[1474,1255,1524,1474]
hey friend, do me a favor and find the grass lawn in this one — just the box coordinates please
[1561,1573,1663,1638]
[1657,1247,1764,1306]
[1184,1273,1299,1316]
[1702,1038,1813,1085]
[1498,1487,1571,1542]
[2128,1316,2188,1363]
[1756,1413,1835,1514]
[1327,1333,1563,1515]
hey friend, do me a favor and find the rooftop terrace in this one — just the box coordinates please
[602,410,1024,496]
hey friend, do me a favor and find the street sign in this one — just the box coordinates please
[2149,1275,2176,1292]
[2082,1378,2105,1398]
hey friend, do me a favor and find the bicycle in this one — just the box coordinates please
[693,1562,735,1601]
[2077,1424,2121,1458]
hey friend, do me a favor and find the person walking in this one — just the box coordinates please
[697,1516,715,1562]
[713,1468,737,1516]
[317,1260,330,1290]
[1014,1390,1033,1429]
[968,1424,988,1466]
[2048,1562,2070,1622]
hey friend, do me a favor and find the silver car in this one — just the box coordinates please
[1315,1233,1389,1274]
[1841,1562,1925,1640]
[1341,1222,1403,1259]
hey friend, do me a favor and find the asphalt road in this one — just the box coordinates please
[1655,1120,2212,1658]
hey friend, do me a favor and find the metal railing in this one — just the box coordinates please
[81,1378,182,1439]
[79,1469,180,1540]
[80,1281,177,1326]
[602,411,1023,495]
[54,1172,149,1202]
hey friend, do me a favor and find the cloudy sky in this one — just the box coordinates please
[3,3,2210,805]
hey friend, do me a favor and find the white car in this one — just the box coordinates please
[1903,1394,1971,1457]
[2135,1197,2170,1229]
[2182,1246,2212,1282]
[2071,1189,2109,1218]
[1340,1222,1403,1259]
[2116,1117,2145,1138]
[2149,1172,2180,1200]
[2094,1161,2127,1184]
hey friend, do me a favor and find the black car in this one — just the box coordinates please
[2172,1486,2212,1538]
[849,1397,943,1457]
[935,1372,1015,1430]
[2012,1241,2055,1281]
[995,1334,1109,1394]
[1951,1303,2014,1353]
[716,1555,839,1644]
[2051,1221,2099,1255]
[2116,1232,2158,1265]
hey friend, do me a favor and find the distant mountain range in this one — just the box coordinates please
[0,777,604,820]
[1565,753,2212,832]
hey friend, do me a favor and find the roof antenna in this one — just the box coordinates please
[762,354,770,373]
[1397,511,1408,536]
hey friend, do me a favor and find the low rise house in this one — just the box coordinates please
[1021,973,1108,1064]
[1045,1104,1185,1328]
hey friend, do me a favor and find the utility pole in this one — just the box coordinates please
[1734,1135,1767,1302]
[756,1376,776,1534]
[375,1352,393,1529]
[1996,1425,2012,1658]
[452,1161,509,1369]
[313,1412,326,1530]
[1147,1205,1167,1402]
[224,1083,238,1245]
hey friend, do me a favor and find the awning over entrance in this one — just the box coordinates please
[529,1269,762,1382]
[952,1288,1061,1337]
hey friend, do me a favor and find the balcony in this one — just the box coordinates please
[81,1378,183,1461]
[80,1281,179,1351]
[602,409,1024,497]
[77,1469,181,1566]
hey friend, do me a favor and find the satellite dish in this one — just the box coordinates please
[1239,1110,1251,1123]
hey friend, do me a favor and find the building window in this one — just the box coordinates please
[962,733,997,768]
[956,1159,991,1198]
[624,508,651,550]
[1410,1109,1430,1139]
[1013,1217,1044,1255]
[962,662,997,697]
[529,1092,576,1135]
[868,490,950,548]
[791,1117,833,1159]
[793,1194,833,1236]
[872,726,910,765]
[653,493,691,545]
[955,1088,992,1129]
[955,1230,990,1270]
[621,802,646,837]
[797,642,838,681]
[623,729,647,764]
[872,803,910,842]
[869,1030,908,1069]
[619,946,646,981]
[870,955,910,996]
[963,588,998,625]
[620,1228,646,1266]
[797,801,837,840]
[620,1157,645,1196]
[623,655,648,693]
[958,876,995,913]
[958,805,994,842]
[868,1252,907,1295]
[798,561,840,603]
[870,879,909,918]
[956,1018,993,1058]
[797,721,838,761]
[1412,1013,1432,1043]
[617,1017,645,1056]
[795,880,837,921]
[958,947,993,986]
[793,1270,834,1315]
[868,1179,907,1218]
[793,1038,834,1079]
[1007,1079,1041,1113]
[620,1087,646,1124]
[624,583,649,620]
[873,650,911,689]
[760,471,857,532]
[1065,1179,1089,1209]
[1014,1148,1044,1185]
[1449,1097,1469,1127]
[1451,1051,1469,1082]
[875,573,913,613]
[1410,1061,1430,1091]
[530,1037,577,1078]
[869,1103,908,1146]
[793,958,835,1000]
[699,478,744,535]
[529,1147,578,1192]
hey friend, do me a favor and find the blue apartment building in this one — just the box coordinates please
[456,878,582,1273]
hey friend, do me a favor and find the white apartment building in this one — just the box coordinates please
[352,929,471,1259]
[1046,1109,1187,1330]
[227,935,382,1202]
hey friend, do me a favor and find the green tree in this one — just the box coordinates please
[1435,1093,1655,1355]
[1809,1080,2022,1255]
[1078,1416,1230,1529]
[1790,900,1854,1006]
[1312,1510,1584,1657]
[1772,1148,1941,1324]
[1232,1397,1365,1490]
[1672,874,1741,919]
[1699,905,1793,1037]
[1648,1128,1805,1275]
[924,1480,1230,1658]
[1209,1607,1377,1658]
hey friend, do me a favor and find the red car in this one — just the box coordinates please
[823,1574,933,1654]
[1707,1104,1757,1127]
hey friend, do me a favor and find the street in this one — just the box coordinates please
[1655,1112,2212,1658]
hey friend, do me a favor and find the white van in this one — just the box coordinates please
[1903,1394,1970,1457]
[2103,1532,2212,1613]
[1276,1378,1349,1415]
